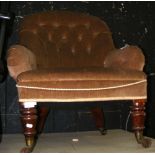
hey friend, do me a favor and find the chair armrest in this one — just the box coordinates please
[7,45,37,81]
[104,45,145,71]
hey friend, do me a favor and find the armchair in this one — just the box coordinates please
[7,11,151,152]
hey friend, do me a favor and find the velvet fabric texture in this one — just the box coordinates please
[7,11,147,102]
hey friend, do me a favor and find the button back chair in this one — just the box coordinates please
[7,11,151,152]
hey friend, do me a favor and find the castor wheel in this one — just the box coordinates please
[20,146,34,153]
[98,128,107,135]
[141,138,152,148]
[135,131,152,148]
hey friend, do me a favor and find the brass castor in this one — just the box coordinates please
[20,137,36,153]
[135,131,152,148]
[20,146,34,153]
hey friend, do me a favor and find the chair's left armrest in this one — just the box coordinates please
[7,44,37,81]
[104,45,145,71]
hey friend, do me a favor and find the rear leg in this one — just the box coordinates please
[91,107,107,135]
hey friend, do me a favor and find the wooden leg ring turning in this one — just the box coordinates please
[20,102,38,153]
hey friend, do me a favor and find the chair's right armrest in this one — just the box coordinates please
[7,45,37,81]
[104,45,145,71]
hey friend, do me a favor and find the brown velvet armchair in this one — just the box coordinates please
[7,11,151,152]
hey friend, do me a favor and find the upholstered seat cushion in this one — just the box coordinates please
[17,67,146,82]
[16,67,147,102]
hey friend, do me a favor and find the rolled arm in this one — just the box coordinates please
[7,44,37,81]
[104,45,145,71]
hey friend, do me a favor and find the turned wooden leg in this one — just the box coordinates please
[37,106,50,134]
[91,107,107,135]
[20,102,38,153]
[131,100,151,148]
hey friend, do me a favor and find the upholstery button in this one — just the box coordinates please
[48,33,52,41]
[93,32,100,38]
[32,29,37,34]
[39,23,45,26]
[84,23,90,29]
[78,34,83,41]
[87,45,91,54]
[68,23,76,28]
[62,34,67,40]
[71,46,76,55]
[52,22,59,27]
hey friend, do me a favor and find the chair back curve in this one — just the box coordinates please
[19,11,115,69]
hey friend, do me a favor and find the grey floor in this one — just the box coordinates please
[0,129,155,153]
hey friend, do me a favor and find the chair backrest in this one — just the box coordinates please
[19,11,115,69]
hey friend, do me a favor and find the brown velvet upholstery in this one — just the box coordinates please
[19,11,115,69]
[7,45,37,80]
[16,67,146,102]
[104,45,145,70]
[7,11,149,151]
[7,11,146,103]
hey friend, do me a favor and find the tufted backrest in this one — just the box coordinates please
[19,11,115,69]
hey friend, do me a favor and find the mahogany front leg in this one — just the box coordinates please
[131,100,151,148]
[20,102,38,153]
